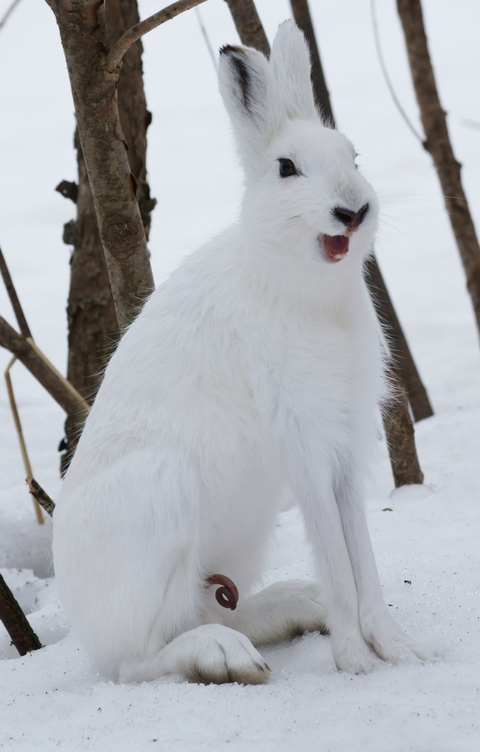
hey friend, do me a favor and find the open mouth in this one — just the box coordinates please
[319,234,350,263]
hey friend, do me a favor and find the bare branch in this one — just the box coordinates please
[0,246,32,338]
[107,0,208,72]
[27,478,56,517]
[0,316,90,416]
[0,0,22,31]
[0,572,42,656]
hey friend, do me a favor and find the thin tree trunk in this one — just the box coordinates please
[58,0,156,473]
[383,366,424,487]
[46,0,155,332]
[0,573,42,656]
[397,0,480,338]
[60,132,118,473]
[290,0,432,423]
[109,0,156,239]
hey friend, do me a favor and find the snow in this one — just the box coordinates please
[1,0,479,749]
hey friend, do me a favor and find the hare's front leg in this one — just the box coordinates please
[278,441,375,672]
[295,473,380,674]
[335,472,436,664]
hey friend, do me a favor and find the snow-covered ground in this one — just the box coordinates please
[1,0,479,749]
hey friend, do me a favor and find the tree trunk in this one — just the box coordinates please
[383,367,424,487]
[46,0,155,333]
[59,0,155,473]
[60,132,118,473]
[397,0,480,338]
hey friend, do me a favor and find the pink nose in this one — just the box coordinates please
[333,203,369,230]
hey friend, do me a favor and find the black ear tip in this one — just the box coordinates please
[219,44,244,58]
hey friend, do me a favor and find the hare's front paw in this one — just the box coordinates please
[332,635,380,675]
[362,612,437,664]
[182,624,271,685]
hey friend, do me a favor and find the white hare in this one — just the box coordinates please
[53,21,432,684]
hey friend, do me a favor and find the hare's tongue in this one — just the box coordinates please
[320,234,350,263]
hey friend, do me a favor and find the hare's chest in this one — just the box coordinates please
[252,321,354,421]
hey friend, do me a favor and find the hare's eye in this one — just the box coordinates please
[278,158,298,178]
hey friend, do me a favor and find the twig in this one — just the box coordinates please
[5,357,44,525]
[26,478,56,517]
[371,0,424,145]
[55,180,78,204]
[0,246,32,338]
[106,0,208,72]
[0,572,42,656]
[0,0,22,31]
[195,7,217,70]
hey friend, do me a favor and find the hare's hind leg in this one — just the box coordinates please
[221,580,329,647]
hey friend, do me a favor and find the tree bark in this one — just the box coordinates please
[383,367,424,487]
[46,0,155,332]
[107,0,156,239]
[60,131,118,473]
[397,0,480,338]
[0,573,42,656]
[59,0,156,472]
[290,0,432,423]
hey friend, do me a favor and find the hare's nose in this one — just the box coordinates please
[333,204,369,229]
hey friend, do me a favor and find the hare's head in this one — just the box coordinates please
[218,21,378,270]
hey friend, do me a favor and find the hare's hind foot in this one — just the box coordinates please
[222,580,329,647]
[118,624,270,685]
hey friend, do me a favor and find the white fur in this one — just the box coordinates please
[53,21,433,684]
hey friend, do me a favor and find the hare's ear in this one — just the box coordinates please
[219,45,284,173]
[270,20,318,121]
